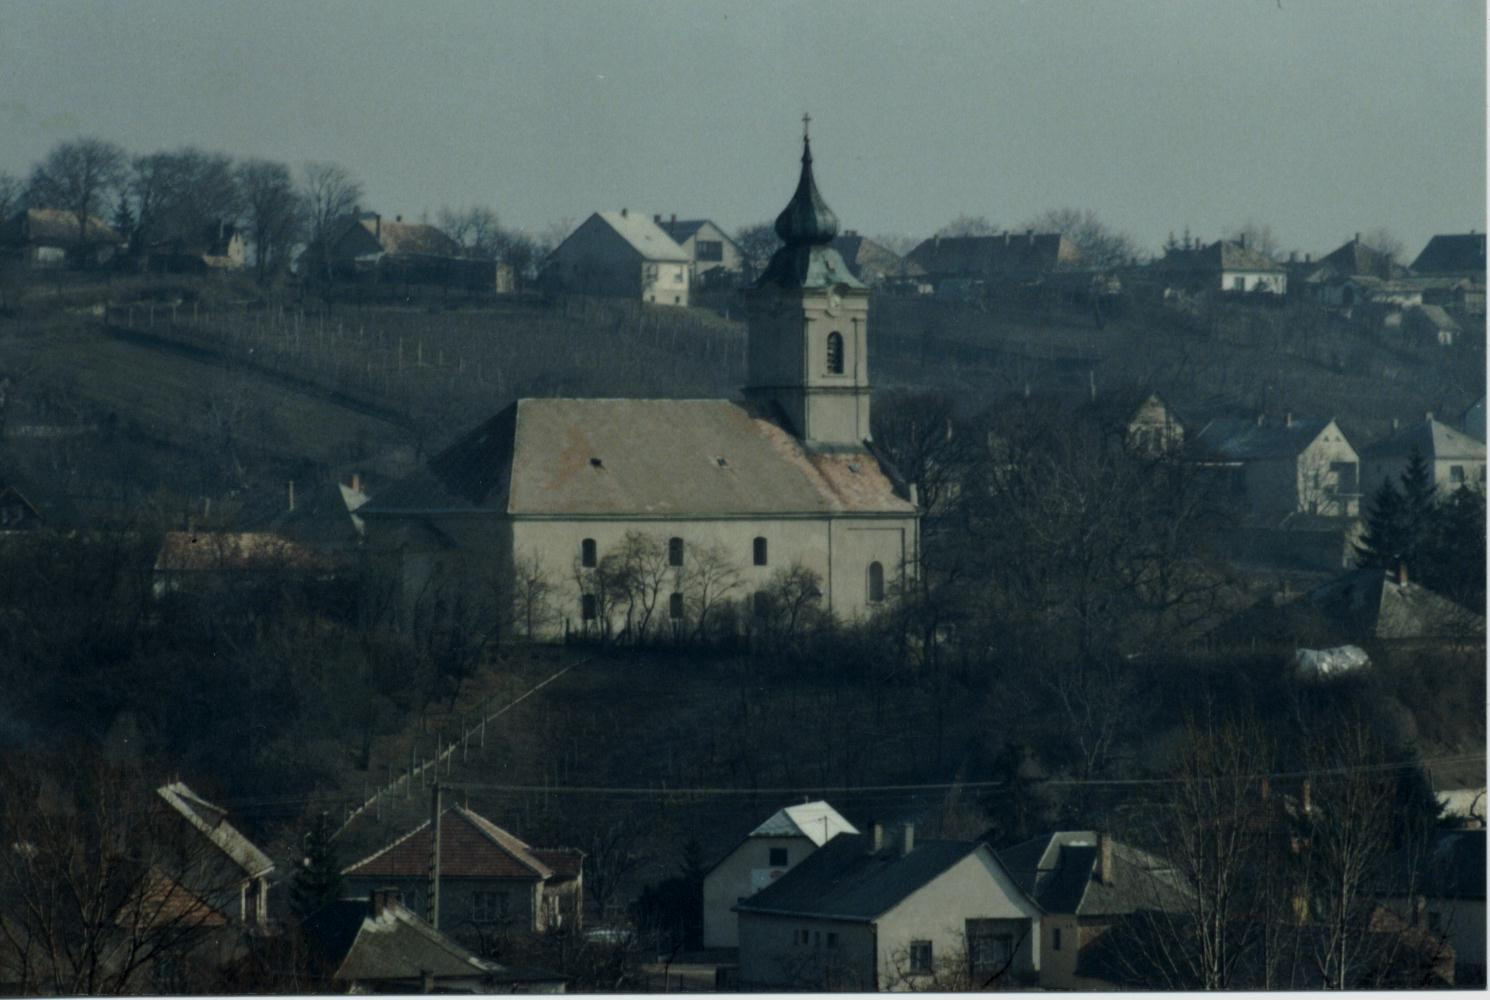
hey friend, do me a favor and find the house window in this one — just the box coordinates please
[967,921,1013,975]
[696,240,724,262]
[669,536,684,566]
[867,561,885,603]
[1053,927,1062,951]
[581,538,597,568]
[827,932,838,949]
[1329,461,1358,494]
[669,593,684,619]
[1232,275,1246,291]
[797,929,810,945]
[909,940,933,975]
[753,536,768,566]
[1451,465,1466,484]
[581,594,597,621]
[814,931,821,947]
[826,331,844,374]
[768,847,788,867]
[473,891,510,923]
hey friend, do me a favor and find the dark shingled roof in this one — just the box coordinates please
[1360,418,1485,463]
[1319,237,1409,280]
[0,208,125,248]
[1191,416,1340,460]
[998,832,1192,917]
[361,398,914,518]
[1379,829,1486,900]
[1159,239,1285,274]
[905,232,1079,278]
[1302,568,1483,641]
[1411,233,1486,275]
[734,834,1002,922]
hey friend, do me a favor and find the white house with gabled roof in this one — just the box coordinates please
[541,209,691,305]
[703,801,857,948]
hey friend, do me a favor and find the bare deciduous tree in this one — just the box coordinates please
[1021,206,1138,269]
[300,161,364,283]
[26,137,128,262]
[237,159,303,284]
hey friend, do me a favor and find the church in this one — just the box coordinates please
[360,128,920,639]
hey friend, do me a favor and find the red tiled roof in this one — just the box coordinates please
[344,806,575,881]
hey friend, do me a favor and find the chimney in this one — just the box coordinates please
[1396,561,1408,586]
[1027,228,1035,246]
[374,213,381,241]
[395,214,402,223]
[1003,231,1010,247]
[621,207,628,218]
[1305,252,1311,263]
[901,823,915,857]
[1284,412,1293,428]
[1256,413,1265,427]
[287,480,295,512]
[1301,779,1312,814]
[1392,417,1399,430]
[653,214,661,224]
[369,888,395,918]
[1355,232,1361,243]
[1097,833,1113,885]
[1239,233,1247,249]
[1425,411,1434,422]
[350,472,362,493]
[1289,250,1297,263]
[670,213,676,227]
[869,823,884,853]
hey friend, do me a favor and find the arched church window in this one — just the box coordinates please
[826,332,844,374]
[669,536,685,566]
[753,537,768,566]
[867,561,885,603]
[581,538,597,568]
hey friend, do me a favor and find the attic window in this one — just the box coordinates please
[590,457,603,469]
[716,457,728,467]
[847,461,861,474]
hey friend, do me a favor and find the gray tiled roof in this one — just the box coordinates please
[1360,418,1485,462]
[1192,417,1337,460]
[998,832,1191,917]
[734,835,1002,922]
[595,211,690,262]
[362,398,915,518]
[1304,568,1483,640]
[1411,233,1486,275]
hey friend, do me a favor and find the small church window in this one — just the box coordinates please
[669,593,684,619]
[867,561,885,603]
[581,594,597,620]
[826,331,844,374]
[581,538,597,568]
[753,536,768,566]
[669,536,684,566]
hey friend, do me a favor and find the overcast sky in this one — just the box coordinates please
[2,0,1484,257]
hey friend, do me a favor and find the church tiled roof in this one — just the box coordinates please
[362,398,914,518]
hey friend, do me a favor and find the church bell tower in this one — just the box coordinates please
[744,117,872,449]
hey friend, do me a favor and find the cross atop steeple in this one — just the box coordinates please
[801,111,811,142]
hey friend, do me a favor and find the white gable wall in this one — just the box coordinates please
[875,849,1040,990]
[704,834,818,948]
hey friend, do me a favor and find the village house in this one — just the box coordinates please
[150,530,333,599]
[1124,392,1185,458]
[142,220,247,273]
[302,892,567,993]
[655,215,747,287]
[1359,417,1487,496]
[361,132,920,639]
[340,804,583,937]
[702,801,857,949]
[1154,237,1287,295]
[734,823,1041,991]
[302,210,502,289]
[0,207,126,268]
[1404,304,1463,346]
[1377,829,1486,986]
[904,229,1079,292]
[997,831,1191,990]
[541,210,691,305]
[1191,415,1360,516]
[154,781,275,929]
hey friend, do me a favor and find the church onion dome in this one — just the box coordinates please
[757,124,866,292]
[774,136,839,246]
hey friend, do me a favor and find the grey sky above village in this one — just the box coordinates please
[2,0,1484,258]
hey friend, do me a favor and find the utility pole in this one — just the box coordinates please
[428,783,443,928]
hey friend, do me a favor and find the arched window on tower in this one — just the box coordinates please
[826,331,844,374]
[867,561,885,603]
[753,537,768,566]
[669,537,685,566]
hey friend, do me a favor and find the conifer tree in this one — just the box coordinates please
[1354,477,1408,569]
[289,811,342,918]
